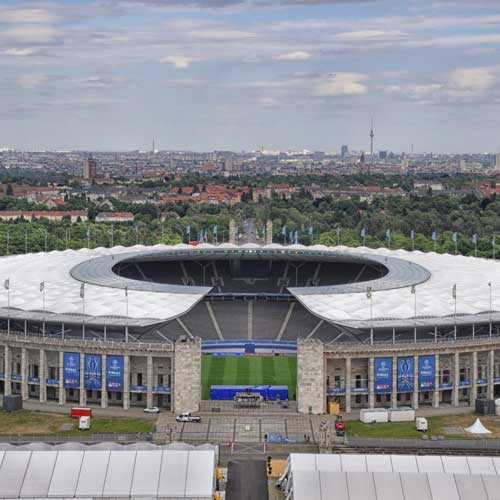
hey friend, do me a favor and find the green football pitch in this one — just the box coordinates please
[201,355,297,400]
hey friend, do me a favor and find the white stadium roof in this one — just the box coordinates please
[0,242,499,329]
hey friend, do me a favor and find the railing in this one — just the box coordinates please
[0,330,175,352]
[0,433,153,444]
[324,332,500,352]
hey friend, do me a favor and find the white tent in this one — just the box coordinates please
[465,418,492,435]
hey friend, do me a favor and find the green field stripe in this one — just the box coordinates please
[236,356,250,385]
[262,357,276,384]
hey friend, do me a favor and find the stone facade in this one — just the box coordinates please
[173,337,202,414]
[297,339,325,414]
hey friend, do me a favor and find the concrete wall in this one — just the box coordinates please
[173,337,201,414]
[297,339,325,414]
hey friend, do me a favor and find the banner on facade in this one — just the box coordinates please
[374,357,392,393]
[63,352,80,388]
[419,355,435,391]
[397,356,414,392]
[84,354,102,390]
[106,355,124,392]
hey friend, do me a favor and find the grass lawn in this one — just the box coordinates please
[0,410,153,436]
[347,413,500,439]
[201,355,297,400]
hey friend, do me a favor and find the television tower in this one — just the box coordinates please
[369,118,374,157]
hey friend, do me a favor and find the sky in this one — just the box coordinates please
[0,0,500,153]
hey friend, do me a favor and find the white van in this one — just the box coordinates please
[416,417,428,432]
[79,416,91,430]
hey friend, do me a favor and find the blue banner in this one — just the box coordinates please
[374,357,392,393]
[106,355,124,392]
[84,354,102,390]
[397,356,414,392]
[418,355,435,391]
[63,352,80,388]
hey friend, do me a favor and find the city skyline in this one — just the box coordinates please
[0,0,500,152]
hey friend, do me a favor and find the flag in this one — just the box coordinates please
[472,233,477,244]
[204,229,208,241]
[199,230,204,243]
[308,226,313,236]
[213,225,218,235]
[431,230,436,241]
[40,281,44,292]
[289,230,293,242]
[366,286,372,299]
[186,224,191,235]
[493,236,496,246]
[452,232,458,243]
[452,284,456,299]
[124,286,128,297]
[411,285,416,294]
[386,228,391,238]
[360,227,366,238]
[80,283,85,299]
[86,228,90,237]
[281,225,286,236]
[294,230,298,244]
[410,229,415,240]
[336,227,341,237]
[4,279,9,291]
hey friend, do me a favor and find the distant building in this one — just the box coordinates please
[0,210,87,223]
[495,152,500,171]
[379,151,388,160]
[83,155,97,179]
[95,212,134,223]
[341,145,349,159]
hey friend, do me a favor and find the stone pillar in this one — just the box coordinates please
[123,355,130,410]
[391,356,398,409]
[470,351,478,405]
[146,356,153,408]
[59,351,66,405]
[488,349,495,400]
[412,355,419,410]
[39,349,47,403]
[79,352,86,406]
[368,357,375,409]
[345,357,352,413]
[101,354,107,409]
[21,348,28,401]
[4,345,11,396]
[296,339,325,415]
[433,354,440,408]
[453,352,460,407]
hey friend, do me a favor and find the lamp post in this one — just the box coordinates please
[367,286,373,345]
[452,284,457,340]
[80,283,85,341]
[125,286,129,343]
[411,285,417,343]
[4,278,10,335]
[25,229,28,254]
[489,282,492,339]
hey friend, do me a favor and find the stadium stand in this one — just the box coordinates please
[252,302,291,339]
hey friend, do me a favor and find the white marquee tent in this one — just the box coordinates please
[0,449,215,499]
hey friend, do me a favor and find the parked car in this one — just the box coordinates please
[143,406,160,414]
[176,412,201,423]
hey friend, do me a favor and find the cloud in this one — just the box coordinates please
[188,29,255,40]
[330,29,406,42]
[313,72,369,96]
[0,8,59,25]
[160,55,197,68]
[2,47,39,57]
[1,25,60,44]
[274,50,311,61]
[17,74,49,89]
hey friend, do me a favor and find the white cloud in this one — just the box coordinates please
[17,74,48,89]
[0,8,58,25]
[274,50,311,61]
[160,55,197,69]
[188,29,255,41]
[1,25,60,44]
[3,47,39,57]
[330,29,406,42]
[448,66,498,93]
[313,72,369,96]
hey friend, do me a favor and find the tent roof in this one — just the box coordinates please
[465,418,492,434]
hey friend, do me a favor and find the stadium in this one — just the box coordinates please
[1,242,500,414]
